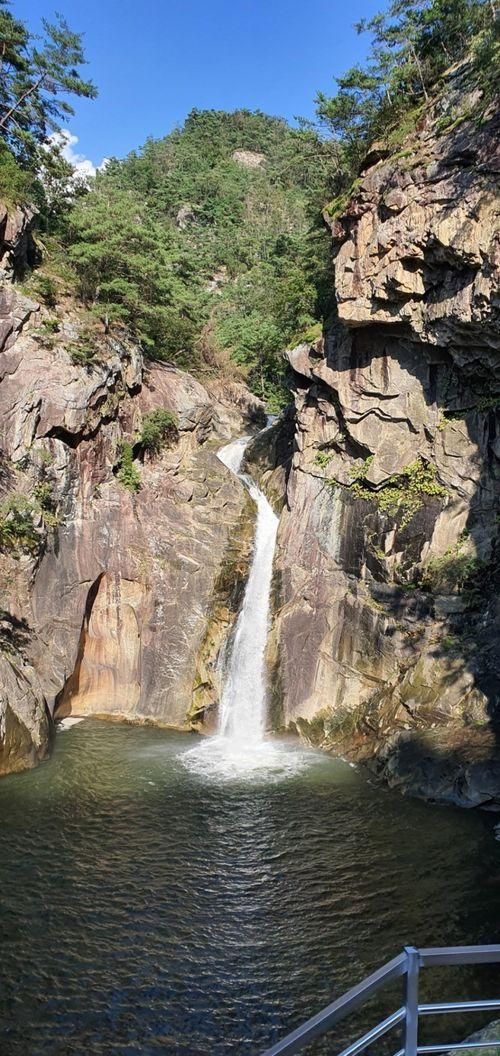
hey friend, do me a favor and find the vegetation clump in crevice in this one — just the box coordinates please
[419,532,497,608]
[115,441,141,493]
[138,410,178,456]
[32,318,60,348]
[324,178,363,222]
[347,458,448,529]
[437,408,464,430]
[32,480,58,529]
[314,448,335,469]
[0,494,39,553]
[476,395,500,412]
[348,455,374,482]
[438,397,500,430]
[67,334,98,367]
[0,475,58,554]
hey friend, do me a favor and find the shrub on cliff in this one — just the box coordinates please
[115,442,141,493]
[0,494,39,554]
[139,410,178,455]
[349,458,448,529]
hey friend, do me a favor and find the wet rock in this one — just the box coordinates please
[0,649,49,776]
[371,728,500,808]
[244,411,294,512]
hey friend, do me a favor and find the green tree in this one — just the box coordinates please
[0,5,96,165]
[67,109,332,402]
[316,0,496,174]
[68,181,203,357]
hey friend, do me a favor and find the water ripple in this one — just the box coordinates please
[0,721,500,1056]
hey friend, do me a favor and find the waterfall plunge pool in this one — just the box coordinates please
[1,719,500,1056]
[3,429,500,1054]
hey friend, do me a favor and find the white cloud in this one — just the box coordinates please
[49,129,107,182]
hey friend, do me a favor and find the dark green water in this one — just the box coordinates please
[1,720,500,1056]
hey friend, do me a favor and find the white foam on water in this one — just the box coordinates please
[182,428,313,783]
[183,734,314,783]
[57,716,86,731]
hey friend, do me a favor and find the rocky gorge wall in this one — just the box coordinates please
[0,210,263,775]
[1,68,499,810]
[252,77,500,807]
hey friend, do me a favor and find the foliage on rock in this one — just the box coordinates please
[316,0,498,182]
[115,441,141,493]
[138,410,178,455]
[0,477,57,553]
[0,493,39,553]
[349,459,448,529]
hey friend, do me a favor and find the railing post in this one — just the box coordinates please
[404,947,420,1056]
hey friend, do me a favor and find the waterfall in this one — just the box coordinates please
[217,436,278,744]
[182,425,309,781]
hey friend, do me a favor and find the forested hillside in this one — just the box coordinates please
[65,111,333,407]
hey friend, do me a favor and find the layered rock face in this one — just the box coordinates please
[266,91,500,806]
[0,213,262,774]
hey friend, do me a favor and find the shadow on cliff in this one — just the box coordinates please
[0,611,32,651]
[316,320,500,807]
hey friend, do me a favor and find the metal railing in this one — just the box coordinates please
[259,945,500,1056]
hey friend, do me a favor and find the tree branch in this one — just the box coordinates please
[0,72,46,131]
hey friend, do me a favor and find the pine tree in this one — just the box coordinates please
[316,0,496,174]
[0,3,96,165]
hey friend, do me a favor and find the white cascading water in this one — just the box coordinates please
[182,427,309,781]
[217,436,278,744]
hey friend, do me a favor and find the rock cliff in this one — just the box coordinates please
[259,76,500,807]
[2,67,499,805]
[0,212,263,774]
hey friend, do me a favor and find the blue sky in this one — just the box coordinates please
[16,0,381,168]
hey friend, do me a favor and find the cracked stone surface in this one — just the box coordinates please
[253,86,500,807]
[0,215,263,772]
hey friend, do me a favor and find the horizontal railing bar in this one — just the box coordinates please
[337,1007,407,1056]
[259,953,407,1056]
[419,946,500,967]
[420,1001,500,1016]
[258,946,500,1056]
[418,1045,500,1053]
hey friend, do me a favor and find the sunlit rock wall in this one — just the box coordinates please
[0,213,261,773]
